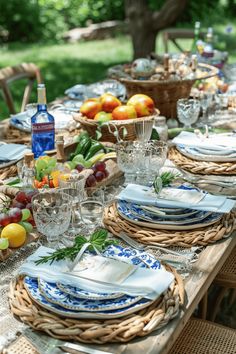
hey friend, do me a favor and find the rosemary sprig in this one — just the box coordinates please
[153,171,180,194]
[35,229,118,265]
[160,171,181,187]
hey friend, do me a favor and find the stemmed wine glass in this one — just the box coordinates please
[177,99,200,128]
[116,141,140,185]
[58,174,86,239]
[32,190,73,249]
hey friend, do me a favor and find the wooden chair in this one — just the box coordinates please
[209,246,236,321]
[0,62,42,114]
[162,28,205,53]
[169,317,236,353]
[198,246,236,321]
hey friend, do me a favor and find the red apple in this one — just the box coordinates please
[80,99,102,119]
[127,94,155,117]
[112,105,137,120]
[100,94,121,113]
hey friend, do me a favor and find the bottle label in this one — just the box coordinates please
[32,122,54,133]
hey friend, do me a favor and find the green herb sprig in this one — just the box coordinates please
[153,171,180,194]
[35,229,118,266]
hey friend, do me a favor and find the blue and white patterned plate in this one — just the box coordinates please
[24,276,151,319]
[57,283,123,300]
[38,279,141,312]
[57,244,161,300]
[117,200,222,230]
[117,200,212,225]
[23,245,162,318]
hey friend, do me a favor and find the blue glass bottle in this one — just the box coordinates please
[31,84,55,158]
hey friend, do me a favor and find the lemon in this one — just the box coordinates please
[1,223,26,248]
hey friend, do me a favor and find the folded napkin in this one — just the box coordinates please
[117,184,235,213]
[0,143,31,162]
[18,245,174,301]
[10,110,74,132]
[173,131,236,152]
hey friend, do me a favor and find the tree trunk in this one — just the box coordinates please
[125,0,188,59]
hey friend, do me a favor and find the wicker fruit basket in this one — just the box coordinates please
[110,63,218,119]
[73,110,159,143]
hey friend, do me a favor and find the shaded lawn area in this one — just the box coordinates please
[0,36,133,119]
[0,28,236,120]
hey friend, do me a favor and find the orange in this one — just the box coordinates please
[1,223,26,248]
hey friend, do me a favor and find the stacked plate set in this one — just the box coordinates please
[115,183,235,232]
[171,131,236,195]
[18,244,174,320]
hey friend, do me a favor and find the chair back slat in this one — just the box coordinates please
[0,63,42,114]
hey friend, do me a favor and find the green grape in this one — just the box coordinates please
[47,158,57,168]
[18,221,33,233]
[36,159,47,171]
[21,209,31,221]
[0,238,9,250]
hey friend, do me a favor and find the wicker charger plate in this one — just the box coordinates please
[103,204,236,248]
[9,264,184,344]
[168,147,236,175]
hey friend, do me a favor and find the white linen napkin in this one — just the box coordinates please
[173,131,236,152]
[18,246,174,301]
[117,184,235,213]
[0,143,31,161]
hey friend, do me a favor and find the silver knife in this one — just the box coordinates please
[23,328,114,354]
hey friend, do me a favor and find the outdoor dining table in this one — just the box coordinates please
[1,216,235,354]
[0,94,236,353]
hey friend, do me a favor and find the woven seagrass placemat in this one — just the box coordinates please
[168,147,236,175]
[8,265,184,344]
[103,204,236,247]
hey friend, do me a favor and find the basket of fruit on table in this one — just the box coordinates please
[108,56,218,118]
[34,132,120,190]
[73,92,159,143]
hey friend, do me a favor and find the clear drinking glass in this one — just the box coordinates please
[134,119,154,141]
[199,92,213,122]
[32,190,73,249]
[58,174,86,238]
[80,187,104,234]
[177,99,200,128]
[116,141,141,185]
[147,141,168,186]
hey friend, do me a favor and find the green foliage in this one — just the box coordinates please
[148,0,225,26]
[0,0,41,42]
[0,0,125,43]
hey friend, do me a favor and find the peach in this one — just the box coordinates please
[112,105,137,120]
[80,99,102,119]
[127,94,155,117]
[100,94,121,113]
[94,111,112,122]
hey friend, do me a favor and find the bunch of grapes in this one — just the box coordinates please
[0,190,38,231]
[75,162,109,187]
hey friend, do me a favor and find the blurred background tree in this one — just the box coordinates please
[0,0,230,44]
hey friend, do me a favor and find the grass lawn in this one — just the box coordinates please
[0,26,235,119]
